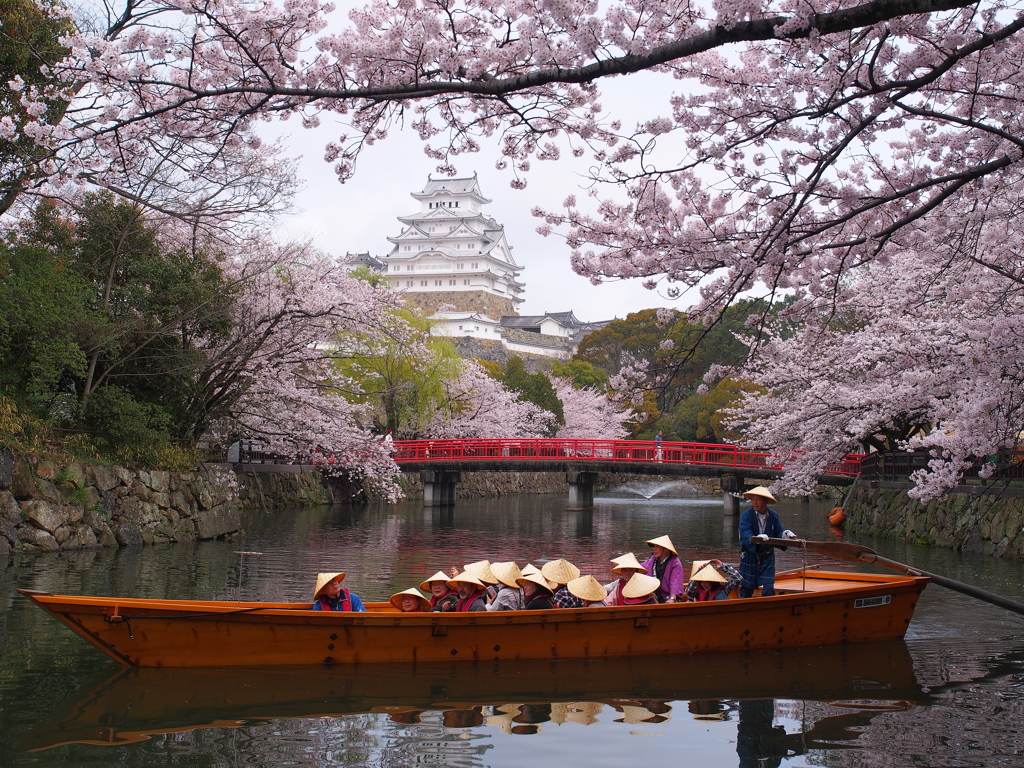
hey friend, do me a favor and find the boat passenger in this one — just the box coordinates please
[541,559,582,608]
[738,487,798,598]
[603,552,648,606]
[448,571,489,612]
[517,572,556,610]
[642,535,684,603]
[685,560,735,602]
[450,560,500,601]
[420,571,459,612]
[311,571,366,612]
[563,575,609,607]
[486,562,525,610]
[620,572,661,605]
[389,587,431,612]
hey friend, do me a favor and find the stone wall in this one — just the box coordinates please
[844,483,1024,558]
[402,290,516,319]
[0,449,241,556]
[234,470,332,509]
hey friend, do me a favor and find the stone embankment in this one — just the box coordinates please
[844,483,1024,558]
[0,449,242,556]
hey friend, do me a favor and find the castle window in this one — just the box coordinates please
[463,279,470,285]
[420,281,427,286]
[456,244,461,249]
[403,245,410,251]
[406,281,412,287]
[434,280,441,286]
[457,263,463,269]
[449,280,456,285]
[472,262,479,269]
[392,266,399,271]
[406,265,413,271]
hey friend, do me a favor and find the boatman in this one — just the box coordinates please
[738,488,798,598]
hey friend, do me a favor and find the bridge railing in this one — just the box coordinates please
[393,439,863,476]
[859,451,1024,482]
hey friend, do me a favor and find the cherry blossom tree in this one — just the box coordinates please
[12,0,1024,493]
[551,376,632,440]
[420,359,558,438]
[191,244,414,500]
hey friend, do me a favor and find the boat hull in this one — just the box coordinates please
[19,571,928,668]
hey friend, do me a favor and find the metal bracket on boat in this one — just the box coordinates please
[105,608,135,640]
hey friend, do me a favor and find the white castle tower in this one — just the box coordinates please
[382,175,525,319]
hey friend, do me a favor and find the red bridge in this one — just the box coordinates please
[391,439,861,509]
[393,438,860,476]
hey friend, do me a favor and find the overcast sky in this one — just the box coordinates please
[265,74,697,323]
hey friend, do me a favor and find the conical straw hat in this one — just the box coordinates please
[447,570,486,589]
[419,570,452,591]
[389,587,431,611]
[490,561,524,589]
[516,571,556,594]
[464,560,499,584]
[541,558,581,585]
[644,535,678,556]
[690,560,727,583]
[521,563,541,576]
[621,572,661,599]
[567,575,608,603]
[313,571,346,600]
[611,552,647,575]
[615,704,659,724]
[742,486,777,503]
[689,559,712,580]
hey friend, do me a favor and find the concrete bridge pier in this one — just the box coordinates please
[720,473,742,516]
[566,470,598,509]
[421,470,460,507]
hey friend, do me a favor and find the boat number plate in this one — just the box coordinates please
[854,595,891,608]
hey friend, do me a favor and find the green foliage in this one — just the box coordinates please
[334,308,464,436]
[550,358,609,390]
[670,377,764,442]
[498,356,563,433]
[575,300,781,440]
[0,196,235,467]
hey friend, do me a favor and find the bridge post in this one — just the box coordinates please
[421,470,460,507]
[720,474,742,516]
[566,470,598,509]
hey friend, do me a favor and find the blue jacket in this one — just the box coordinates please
[312,589,366,612]
[738,507,785,560]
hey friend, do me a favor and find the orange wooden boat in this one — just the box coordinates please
[18,570,928,668]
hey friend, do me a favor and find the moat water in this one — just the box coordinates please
[2,491,1022,767]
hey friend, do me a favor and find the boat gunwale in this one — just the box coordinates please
[18,572,928,627]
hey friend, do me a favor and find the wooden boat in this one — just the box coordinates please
[20,641,924,751]
[18,569,928,668]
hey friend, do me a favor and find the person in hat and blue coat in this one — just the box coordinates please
[738,487,798,598]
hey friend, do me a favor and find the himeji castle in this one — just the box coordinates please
[374,175,607,360]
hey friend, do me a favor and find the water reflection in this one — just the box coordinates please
[5,493,1024,767]
[20,642,924,753]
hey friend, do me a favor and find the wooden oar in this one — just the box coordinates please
[758,537,1024,617]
